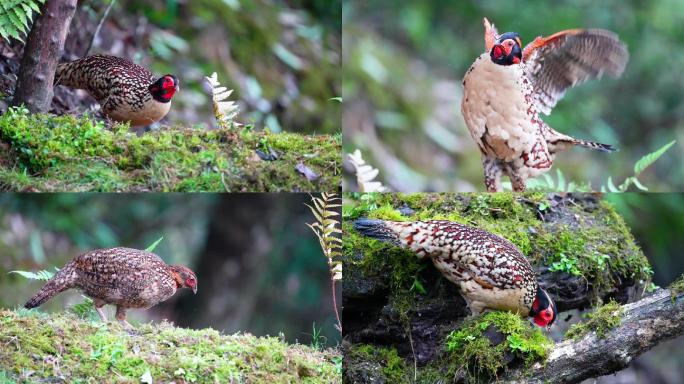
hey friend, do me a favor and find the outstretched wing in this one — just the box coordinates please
[523,29,628,115]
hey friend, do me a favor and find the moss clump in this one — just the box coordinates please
[0,309,340,383]
[668,274,684,302]
[565,300,623,340]
[347,345,408,383]
[444,311,552,380]
[0,107,340,192]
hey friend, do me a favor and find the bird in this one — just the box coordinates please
[461,18,628,191]
[354,218,557,328]
[24,247,197,328]
[54,54,179,127]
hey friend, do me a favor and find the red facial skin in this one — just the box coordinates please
[162,76,178,99]
[492,45,505,60]
[531,297,555,327]
[185,277,197,294]
[533,308,554,327]
[498,39,521,64]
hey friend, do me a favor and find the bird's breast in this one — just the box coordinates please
[462,54,539,161]
[105,97,171,127]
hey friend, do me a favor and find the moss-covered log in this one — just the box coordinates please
[506,286,684,383]
[0,309,341,383]
[342,193,653,383]
[0,108,340,192]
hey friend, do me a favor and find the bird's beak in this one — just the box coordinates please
[192,286,197,294]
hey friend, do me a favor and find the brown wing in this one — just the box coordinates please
[483,17,499,51]
[523,29,628,115]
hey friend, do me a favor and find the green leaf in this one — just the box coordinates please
[9,269,55,281]
[11,5,28,29]
[329,97,342,103]
[145,236,164,252]
[634,140,676,175]
[606,176,619,192]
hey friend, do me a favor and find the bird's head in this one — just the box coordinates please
[530,286,556,329]
[149,74,179,103]
[490,32,523,66]
[169,265,198,294]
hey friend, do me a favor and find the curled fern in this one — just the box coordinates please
[205,72,240,130]
[0,0,45,43]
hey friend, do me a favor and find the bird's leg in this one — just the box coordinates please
[115,305,133,329]
[483,157,503,192]
[93,298,107,322]
[508,169,527,192]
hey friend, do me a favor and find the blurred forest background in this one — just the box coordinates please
[0,0,341,133]
[342,0,683,192]
[0,193,340,347]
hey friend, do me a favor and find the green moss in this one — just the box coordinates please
[668,274,684,302]
[565,300,623,340]
[444,311,552,380]
[0,309,340,383]
[348,345,408,383]
[0,107,340,192]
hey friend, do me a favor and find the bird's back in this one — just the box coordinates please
[54,55,155,105]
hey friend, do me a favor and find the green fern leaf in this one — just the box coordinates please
[0,0,44,42]
[11,5,28,29]
[634,140,676,175]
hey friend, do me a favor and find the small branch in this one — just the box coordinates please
[505,288,684,383]
[84,0,116,57]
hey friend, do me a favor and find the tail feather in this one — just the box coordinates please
[24,267,75,309]
[574,139,617,152]
[354,218,401,246]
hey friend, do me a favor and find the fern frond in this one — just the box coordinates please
[305,193,342,281]
[9,267,56,281]
[347,149,388,192]
[205,72,240,130]
[0,0,45,43]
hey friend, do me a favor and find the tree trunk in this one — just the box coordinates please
[11,0,77,113]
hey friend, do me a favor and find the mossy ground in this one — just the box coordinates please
[342,192,652,382]
[0,309,341,383]
[0,108,340,192]
[565,300,623,340]
[346,312,552,383]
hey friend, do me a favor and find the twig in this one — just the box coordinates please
[84,0,117,57]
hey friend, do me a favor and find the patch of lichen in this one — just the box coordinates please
[0,309,340,383]
[565,300,623,340]
[0,107,340,192]
[443,311,552,381]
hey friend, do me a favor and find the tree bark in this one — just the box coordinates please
[11,0,77,113]
[506,288,684,383]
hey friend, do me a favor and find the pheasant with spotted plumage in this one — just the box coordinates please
[24,247,197,328]
[461,18,628,191]
[354,218,556,328]
[54,55,179,126]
